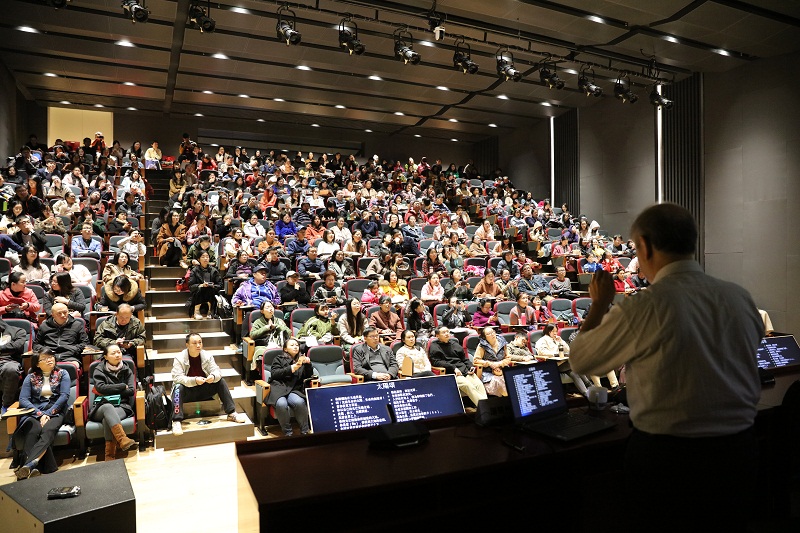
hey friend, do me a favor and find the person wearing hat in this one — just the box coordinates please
[285,225,310,259]
[232,262,281,309]
[278,270,310,319]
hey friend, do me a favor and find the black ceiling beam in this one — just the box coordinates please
[163,0,192,115]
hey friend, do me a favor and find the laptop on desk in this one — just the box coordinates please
[502,361,616,442]
[755,335,800,375]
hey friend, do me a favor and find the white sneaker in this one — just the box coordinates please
[172,421,183,436]
[194,313,203,320]
[227,412,246,424]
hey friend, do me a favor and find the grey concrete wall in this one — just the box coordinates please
[704,52,800,334]
[498,119,550,199]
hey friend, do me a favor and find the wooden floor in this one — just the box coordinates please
[0,427,284,532]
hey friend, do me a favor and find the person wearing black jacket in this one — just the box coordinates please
[187,250,223,319]
[11,216,50,257]
[33,303,88,363]
[278,270,310,319]
[264,247,288,282]
[428,325,487,406]
[0,318,27,414]
[12,185,45,220]
[88,344,136,460]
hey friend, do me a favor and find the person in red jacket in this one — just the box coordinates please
[0,271,41,321]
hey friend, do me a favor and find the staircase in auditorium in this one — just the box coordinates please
[142,170,254,451]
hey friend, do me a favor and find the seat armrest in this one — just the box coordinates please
[255,380,270,403]
[243,337,255,362]
[74,396,88,427]
[346,373,364,383]
[5,401,20,433]
[136,345,146,369]
[432,366,446,375]
[135,390,145,420]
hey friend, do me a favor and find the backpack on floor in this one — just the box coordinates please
[214,294,233,319]
[143,375,172,432]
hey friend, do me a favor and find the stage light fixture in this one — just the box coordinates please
[453,38,478,74]
[277,4,301,45]
[614,75,638,104]
[121,0,149,23]
[539,64,564,90]
[394,27,420,65]
[496,48,522,82]
[188,2,215,33]
[339,17,365,55]
[427,8,445,41]
[649,84,674,109]
[578,68,603,97]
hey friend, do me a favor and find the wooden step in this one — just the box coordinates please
[145,266,185,278]
[146,317,233,334]
[151,330,232,350]
[153,367,241,390]
[154,412,254,451]
[146,345,240,369]
[148,290,196,305]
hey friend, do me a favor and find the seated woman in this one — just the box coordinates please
[468,235,489,257]
[296,304,339,348]
[243,213,266,241]
[98,275,145,314]
[421,248,447,277]
[0,200,23,234]
[267,337,313,436]
[250,300,292,349]
[14,349,70,479]
[102,251,143,286]
[337,297,366,355]
[420,272,445,305]
[186,234,216,268]
[395,329,436,377]
[316,230,340,262]
[274,212,297,243]
[509,292,536,329]
[88,344,136,461]
[405,299,434,347]
[531,296,552,324]
[472,298,499,329]
[225,249,255,292]
[53,253,95,296]
[46,176,69,200]
[34,204,68,237]
[13,245,50,287]
[106,211,134,236]
[473,269,504,300]
[156,210,187,268]
[442,245,464,275]
[342,229,367,258]
[379,271,408,303]
[535,324,589,396]
[327,249,355,280]
[305,215,325,244]
[187,250,223,319]
[224,227,253,262]
[473,326,511,397]
[506,331,535,362]
[42,272,86,318]
[490,234,514,258]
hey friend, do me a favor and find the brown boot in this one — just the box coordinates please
[104,440,118,461]
[110,424,136,452]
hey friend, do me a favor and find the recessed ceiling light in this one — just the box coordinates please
[43,72,57,77]
[394,112,404,116]
[60,101,71,105]
[202,90,213,94]
[296,66,312,71]
[540,102,552,107]
[714,48,730,56]
[414,134,421,138]
[210,143,219,147]
[273,98,285,102]
[497,94,509,100]
[419,40,435,48]
[94,104,104,108]
[194,113,204,116]
[365,129,372,132]
[451,138,458,142]
[488,123,497,128]
[436,86,449,91]
[562,68,578,75]
[311,124,320,127]
[123,82,136,86]
[257,118,265,122]
[17,26,38,34]
[335,105,346,109]
[116,40,134,47]
[368,75,382,81]
[230,7,251,14]
[212,53,228,60]
[449,118,458,123]
[664,35,679,44]
[586,15,606,24]
[239,94,249,98]
[127,107,137,111]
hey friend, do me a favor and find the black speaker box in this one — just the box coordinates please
[368,421,430,449]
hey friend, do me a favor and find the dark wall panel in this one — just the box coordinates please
[554,109,579,213]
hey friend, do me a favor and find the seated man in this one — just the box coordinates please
[33,302,88,363]
[297,246,326,281]
[70,224,102,259]
[285,226,310,259]
[0,318,28,415]
[232,263,281,309]
[368,296,404,340]
[350,327,399,381]
[11,216,50,257]
[312,270,346,307]
[170,333,246,435]
[549,266,579,300]
[278,270,310,318]
[428,325,487,406]
[93,304,146,360]
[263,246,288,282]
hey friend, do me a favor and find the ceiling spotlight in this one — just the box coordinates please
[339,17,365,55]
[578,68,603,97]
[277,4,301,45]
[394,27,420,65]
[427,8,445,41]
[614,75,638,104]
[189,2,215,33]
[496,48,522,82]
[121,0,149,23]
[453,37,478,74]
[539,63,564,90]
[649,84,674,109]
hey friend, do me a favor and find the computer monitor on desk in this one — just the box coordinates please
[755,335,800,373]
[307,375,465,433]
